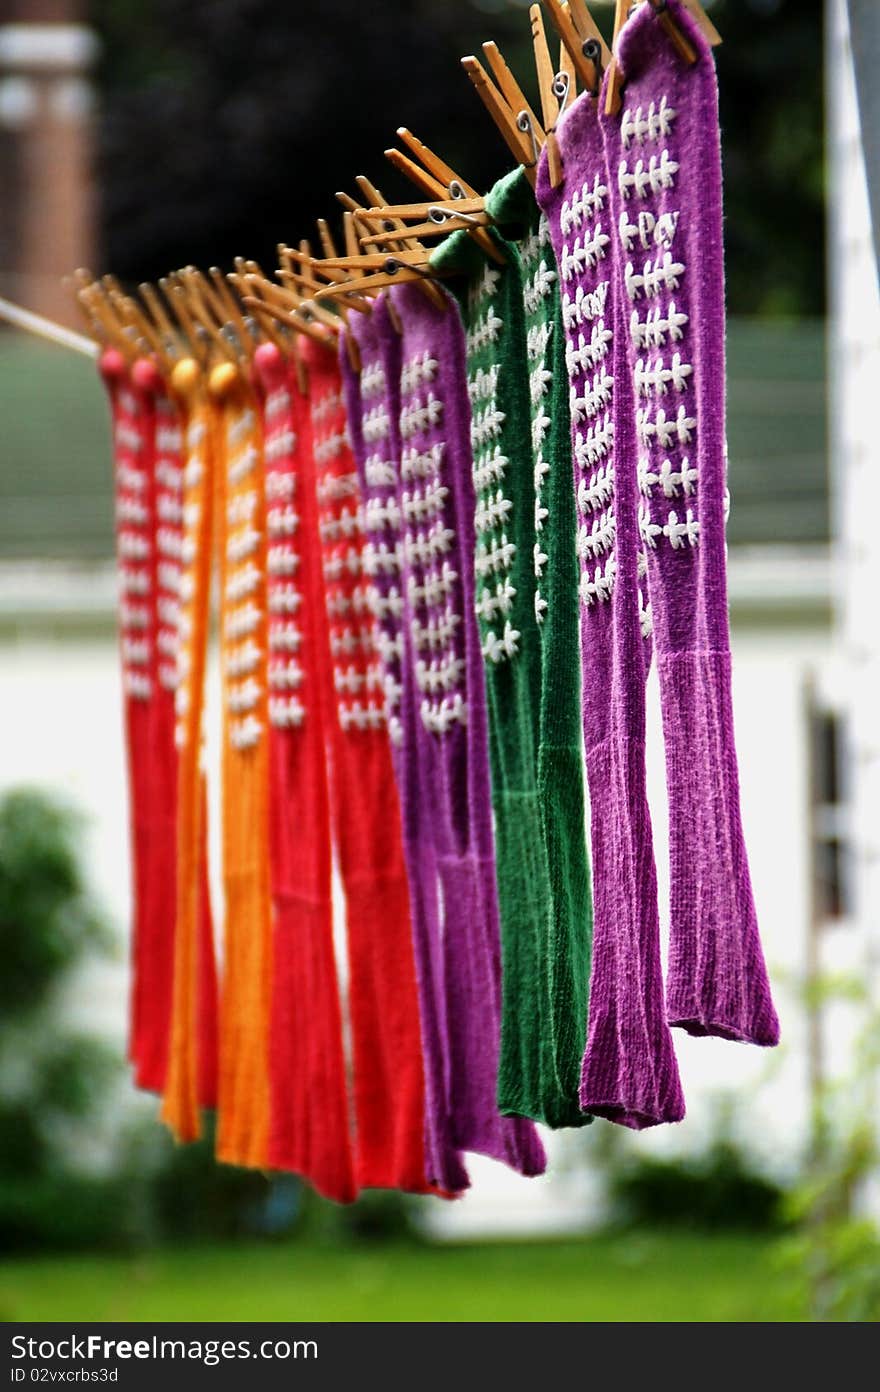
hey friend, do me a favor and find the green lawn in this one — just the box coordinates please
[0,1232,800,1322]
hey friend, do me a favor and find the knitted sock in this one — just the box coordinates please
[101,347,156,1086]
[305,334,443,1196]
[195,781,218,1109]
[139,358,182,1096]
[430,217,559,1127]
[610,3,778,1046]
[487,168,594,1130]
[388,281,545,1175]
[161,357,219,1142]
[255,341,357,1204]
[210,360,273,1169]
[539,90,685,1127]
[341,302,470,1195]
[104,350,191,1096]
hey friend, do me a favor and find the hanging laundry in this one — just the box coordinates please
[305,333,447,1197]
[608,0,779,1046]
[385,280,546,1177]
[486,167,594,1129]
[538,86,686,1128]
[253,339,356,1202]
[102,349,193,1098]
[160,354,218,1142]
[341,300,470,1195]
[210,359,274,1169]
[430,221,563,1128]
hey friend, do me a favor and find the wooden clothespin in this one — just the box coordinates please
[139,282,185,361]
[680,0,721,47]
[173,269,238,364]
[337,183,408,333]
[280,249,363,317]
[309,247,445,303]
[239,284,325,347]
[185,265,253,358]
[349,174,412,255]
[157,276,207,365]
[97,278,175,373]
[604,0,632,118]
[339,177,448,310]
[231,266,310,392]
[542,0,610,96]
[605,0,717,118]
[63,270,106,345]
[460,44,544,185]
[386,129,505,265]
[77,278,138,361]
[177,269,234,360]
[300,218,365,369]
[276,246,346,335]
[118,294,176,373]
[303,219,376,315]
[227,266,289,353]
[208,266,256,355]
[529,3,571,189]
[357,199,490,245]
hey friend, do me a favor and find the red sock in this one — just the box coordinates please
[102,347,171,1091]
[129,355,220,1112]
[303,337,437,1195]
[255,341,356,1203]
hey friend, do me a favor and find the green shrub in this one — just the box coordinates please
[609,1137,786,1233]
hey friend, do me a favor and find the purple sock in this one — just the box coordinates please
[386,281,545,1175]
[340,301,470,1194]
[610,1,779,1046]
[539,90,685,1128]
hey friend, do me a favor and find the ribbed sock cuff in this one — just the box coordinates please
[580,736,685,1128]
[494,789,556,1123]
[659,650,780,1046]
[436,852,546,1176]
[535,743,593,1128]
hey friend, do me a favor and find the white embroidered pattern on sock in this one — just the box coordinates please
[401,347,468,734]
[466,258,525,661]
[225,402,266,750]
[312,373,384,734]
[261,382,305,733]
[351,353,407,744]
[618,86,700,556]
[520,214,559,624]
[152,393,184,694]
[559,173,621,610]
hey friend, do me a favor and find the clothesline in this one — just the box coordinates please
[0,294,98,359]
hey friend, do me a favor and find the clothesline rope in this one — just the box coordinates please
[0,295,98,360]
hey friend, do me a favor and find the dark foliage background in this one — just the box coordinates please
[91,0,825,317]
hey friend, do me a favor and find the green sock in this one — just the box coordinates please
[488,169,593,1129]
[432,176,589,1127]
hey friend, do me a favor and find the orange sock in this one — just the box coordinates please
[210,359,273,1170]
[161,357,219,1141]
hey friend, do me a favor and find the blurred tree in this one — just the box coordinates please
[0,788,126,1250]
[776,981,880,1322]
[91,0,824,316]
